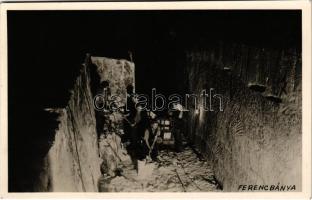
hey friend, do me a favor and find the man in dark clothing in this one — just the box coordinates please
[169,103,184,152]
[143,119,161,161]
[123,84,149,167]
[124,84,143,147]
[95,81,111,137]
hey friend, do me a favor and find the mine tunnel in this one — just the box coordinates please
[8,10,302,192]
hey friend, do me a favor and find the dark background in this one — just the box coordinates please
[8,10,301,191]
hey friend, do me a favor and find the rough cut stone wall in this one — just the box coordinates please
[34,56,135,192]
[36,64,101,192]
[91,56,135,105]
[186,43,302,191]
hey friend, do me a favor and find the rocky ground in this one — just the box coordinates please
[98,147,221,192]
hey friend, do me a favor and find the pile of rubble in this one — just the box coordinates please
[100,147,220,192]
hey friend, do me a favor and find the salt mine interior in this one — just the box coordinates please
[8,10,302,192]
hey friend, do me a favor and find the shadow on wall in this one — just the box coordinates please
[186,43,302,191]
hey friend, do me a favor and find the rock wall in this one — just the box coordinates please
[90,56,135,179]
[185,43,302,191]
[34,56,135,192]
[36,64,101,192]
[91,56,135,104]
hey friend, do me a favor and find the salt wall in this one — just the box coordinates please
[186,43,302,191]
[91,56,135,104]
[35,56,135,192]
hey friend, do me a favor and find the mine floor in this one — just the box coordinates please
[99,147,221,192]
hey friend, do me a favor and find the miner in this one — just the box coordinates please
[169,103,184,152]
[143,119,161,161]
[95,81,111,137]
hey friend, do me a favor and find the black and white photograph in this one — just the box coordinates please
[0,1,311,197]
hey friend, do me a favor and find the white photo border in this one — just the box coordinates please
[0,1,311,199]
